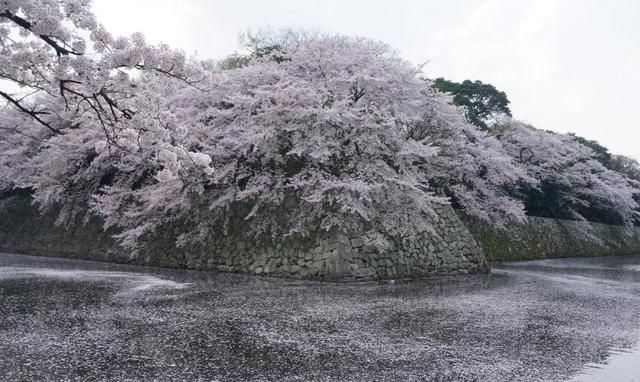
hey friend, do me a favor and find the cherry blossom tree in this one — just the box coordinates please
[0,2,533,250]
[498,120,640,226]
[403,85,532,225]
[135,35,531,248]
[0,0,212,234]
[102,36,450,248]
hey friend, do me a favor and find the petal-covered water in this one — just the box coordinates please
[1,252,639,381]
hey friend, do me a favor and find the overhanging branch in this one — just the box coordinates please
[0,90,62,134]
[0,10,82,56]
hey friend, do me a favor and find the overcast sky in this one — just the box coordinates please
[93,0,639,160]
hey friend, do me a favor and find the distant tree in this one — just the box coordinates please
[239,29,316,54]
[212,30,315,71]
[568,133,611,167]
[215,54,251,70]
[432,78,512,130]
[609,155,640,182]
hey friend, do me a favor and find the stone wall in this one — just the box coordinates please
[0,193,123,263]
[464,215,640,261]
[342,205,488,279]
[0,193,487,280]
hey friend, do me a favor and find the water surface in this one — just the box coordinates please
[1,252,640,381]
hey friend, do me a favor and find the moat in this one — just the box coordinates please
[1,252,639,381]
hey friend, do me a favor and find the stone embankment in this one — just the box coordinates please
[465,215,640,261]
[0,193,487,280]
[3,191,639,279]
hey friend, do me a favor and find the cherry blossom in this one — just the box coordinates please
[498,120,640,225]
[5,1,634,253]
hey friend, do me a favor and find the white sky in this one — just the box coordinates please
[93,0,640,160]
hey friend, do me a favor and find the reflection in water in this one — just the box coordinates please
[1,252,640,382]
[623,264,640,272]
[0,266,193,292]
[570,346,640,382]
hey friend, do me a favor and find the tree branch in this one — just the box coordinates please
[0,11,82,56]
[0,90,62,134]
